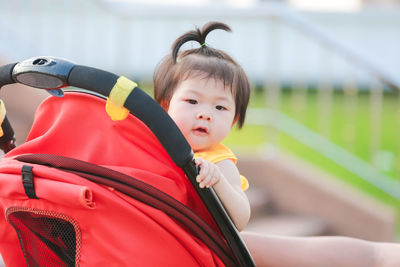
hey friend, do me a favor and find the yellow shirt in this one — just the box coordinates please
[194,144,249,191]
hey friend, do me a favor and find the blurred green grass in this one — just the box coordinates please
[224,89,400,224]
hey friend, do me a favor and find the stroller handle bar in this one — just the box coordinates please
[0,57,255,267]
[0,57,193,167]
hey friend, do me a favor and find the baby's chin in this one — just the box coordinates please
[191,143,215,153]
[187,136,220,152]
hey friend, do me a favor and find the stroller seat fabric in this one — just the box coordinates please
[0,92,232,266]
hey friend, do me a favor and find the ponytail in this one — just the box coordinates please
[171,22,232,63]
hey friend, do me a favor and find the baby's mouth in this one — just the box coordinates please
[193,127,208,135]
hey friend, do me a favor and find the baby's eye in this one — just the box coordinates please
[216,105,226,111]
[185,99,198,104]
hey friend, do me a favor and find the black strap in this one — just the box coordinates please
[22,165,38,199]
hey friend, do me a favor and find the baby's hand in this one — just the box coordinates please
[194,157,222,188]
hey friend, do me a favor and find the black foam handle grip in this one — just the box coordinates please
[68,65,119,96]
[0,63,17,88]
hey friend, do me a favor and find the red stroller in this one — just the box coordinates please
[0,57,254,266]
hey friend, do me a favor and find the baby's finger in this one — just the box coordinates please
[194,158,204,182]
[197,167,210,184]
[194,157,202,166]
[199,173,209,188]
[202,175,219,188]
[200,165,217,188]
[206,176,218,188]
[197,159,210,175]
[194,157,208,168]
[207,168,222,187]
[197,173,205,183]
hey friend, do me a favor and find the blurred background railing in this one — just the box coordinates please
[0,0,399,239]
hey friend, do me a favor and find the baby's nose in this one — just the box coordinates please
[196,111,212,121]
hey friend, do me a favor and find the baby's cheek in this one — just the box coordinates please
[220,122,233,136]
[173,118,188,134]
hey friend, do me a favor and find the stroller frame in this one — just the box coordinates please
[0,57,255,266]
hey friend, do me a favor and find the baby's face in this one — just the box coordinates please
[167,76,236,152]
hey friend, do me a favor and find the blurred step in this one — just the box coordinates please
[245,215,329,237]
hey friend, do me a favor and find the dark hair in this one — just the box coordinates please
[153,21,250,128]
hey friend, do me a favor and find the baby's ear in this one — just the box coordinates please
[231,116,239,127]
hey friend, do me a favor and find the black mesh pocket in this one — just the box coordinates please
[6,207,81,267]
